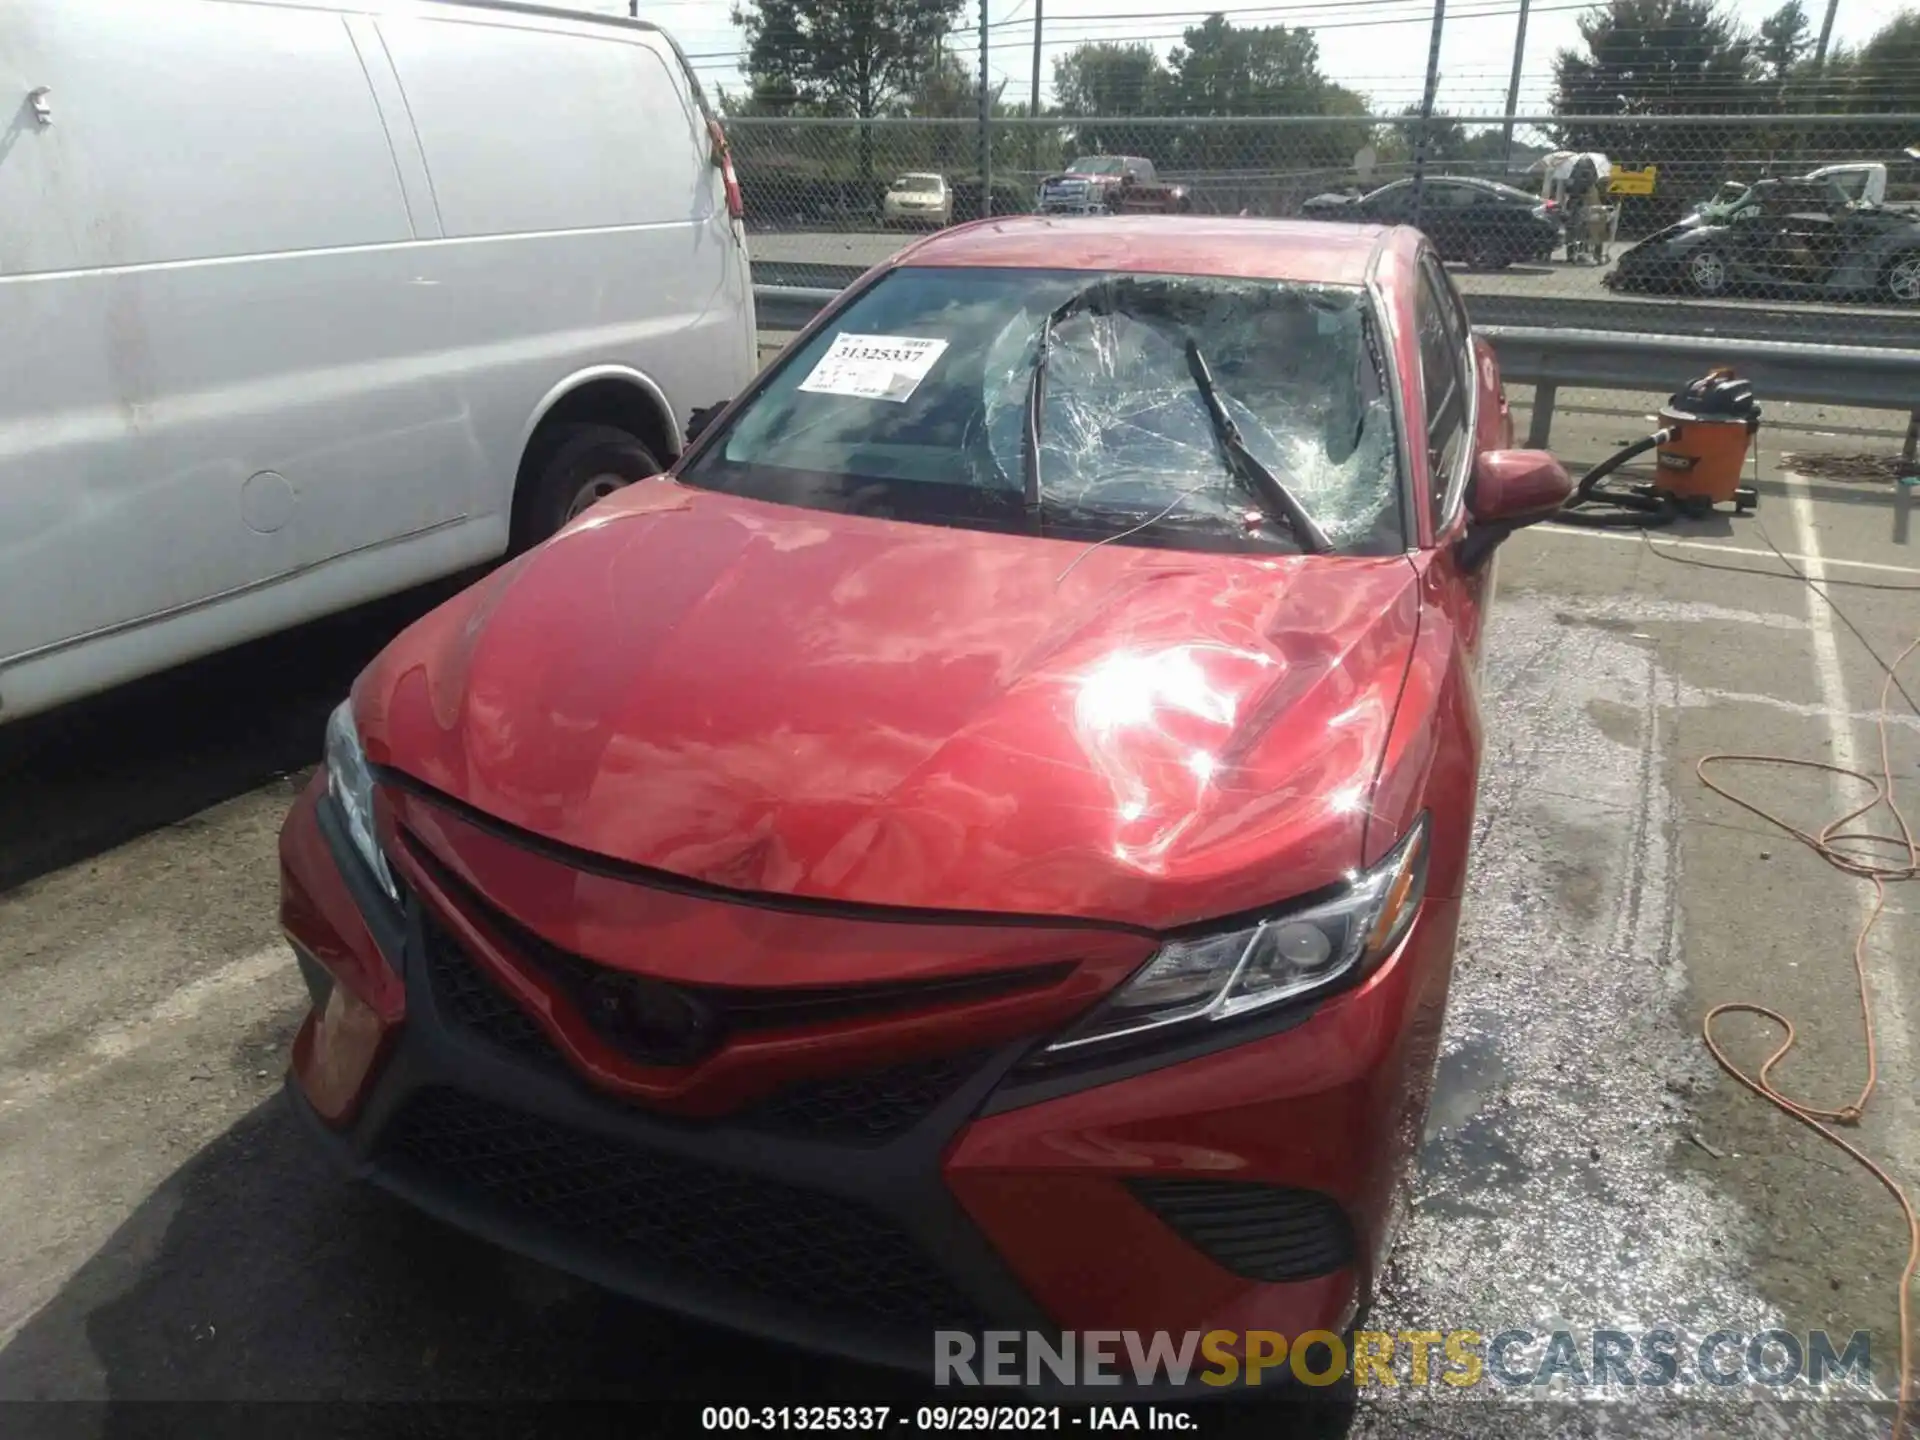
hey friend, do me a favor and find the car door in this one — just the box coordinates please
[1463,184,1527,259]
[1409,181,1475,260]
[1361,181,1415,226]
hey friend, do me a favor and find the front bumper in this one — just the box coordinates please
[280,773,1458,1377]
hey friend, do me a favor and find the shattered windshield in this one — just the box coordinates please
[682,266,1403,556]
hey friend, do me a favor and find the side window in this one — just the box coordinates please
[1416,259,1470,529]
[1361,184,1404,222]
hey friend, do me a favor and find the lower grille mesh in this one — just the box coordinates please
[742,1051,989,1143]
[421,913,570,1076]
[378,1087,983,1328]
[1129,1178,1355,1282]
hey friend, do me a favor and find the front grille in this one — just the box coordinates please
[1129,1178,1355,1282]
[402,832,1072,1070]
[421,916,986,1141]
[742,1051,989,1143]
[379,1087,982,1328]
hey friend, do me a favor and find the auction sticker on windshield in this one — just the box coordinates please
[798,333,949,403]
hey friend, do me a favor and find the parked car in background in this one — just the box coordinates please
[0,0,755,725]
[1037,155,1191,215]
[882,172,952,228]
[1301,177,1561,267]
[1606,174,1920,301]
[280,214,1573,1374]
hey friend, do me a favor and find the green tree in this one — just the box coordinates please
[1822,9,1920,155]
[1053,42,1168,116]
[733,0,966,173]
[1052,42,1168,157]
[1552,0,1764,221]
[1833,9,1920,107]
[1387,106,1474,168]
[1757,0,1811,80]
[1553,0,1760,116]
[1162,14,1370,182]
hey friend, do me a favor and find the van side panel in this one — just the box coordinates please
[0,0,755,721]
[0,0,477,686]
[377,13,755,474]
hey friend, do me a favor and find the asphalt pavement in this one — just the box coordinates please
[0,385,1915,1437]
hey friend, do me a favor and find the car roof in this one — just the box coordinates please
[896,214,1401,287]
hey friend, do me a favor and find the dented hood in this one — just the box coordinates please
[356,481,1421,929]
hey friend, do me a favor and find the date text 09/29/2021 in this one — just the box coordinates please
[701,1407,1195,1432]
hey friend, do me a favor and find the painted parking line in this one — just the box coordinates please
[1778,469,1917,1183]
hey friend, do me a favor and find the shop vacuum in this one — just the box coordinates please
[1557,368,1762,527]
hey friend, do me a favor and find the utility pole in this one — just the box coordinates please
[1410,0,1446,232]
[1028,0,1044,179]
[979,0,992,217]
[1814,0,1840,66]
[1499,0,1531,177]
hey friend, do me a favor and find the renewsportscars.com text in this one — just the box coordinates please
[935,1327,1873,1391]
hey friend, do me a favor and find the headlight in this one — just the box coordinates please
[1036,816,1428,1061]
[324,700,397,902]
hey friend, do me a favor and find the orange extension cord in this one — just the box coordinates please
[1696,625,1920,1440]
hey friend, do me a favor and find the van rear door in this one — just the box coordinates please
[373,10,757,485]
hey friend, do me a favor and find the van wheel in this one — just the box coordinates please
[513,423,662,550]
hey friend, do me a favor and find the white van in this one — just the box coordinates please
[0,0,757,722]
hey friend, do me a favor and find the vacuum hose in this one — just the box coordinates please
[1556,427,1678,527]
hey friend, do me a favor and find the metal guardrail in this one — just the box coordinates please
[754,285,845,332]
[751,283,1920,540]
[1480,326,1920,440]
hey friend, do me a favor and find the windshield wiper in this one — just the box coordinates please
[1182,338,1333,554]
[1022,310,1053,527]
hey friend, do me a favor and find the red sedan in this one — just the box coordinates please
[279,216,1571,1374]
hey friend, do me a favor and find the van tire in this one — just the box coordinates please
[512,423,662,550]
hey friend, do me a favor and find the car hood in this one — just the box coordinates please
[356,481,1421,929]
[1620,217,1712,258]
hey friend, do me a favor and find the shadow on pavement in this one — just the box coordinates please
[0,1096,1353,1437]
[0,578,471,896]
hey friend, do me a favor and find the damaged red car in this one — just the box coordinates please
[278,216,1571,1373]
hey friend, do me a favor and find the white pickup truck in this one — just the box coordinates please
[1808,162,1889,205]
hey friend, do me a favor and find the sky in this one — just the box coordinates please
[565,0,1913,114]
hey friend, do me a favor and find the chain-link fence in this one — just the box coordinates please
[731,113,1920,343]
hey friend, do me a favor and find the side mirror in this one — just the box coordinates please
[1457,449,1572,570]
[686,402,727,445]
